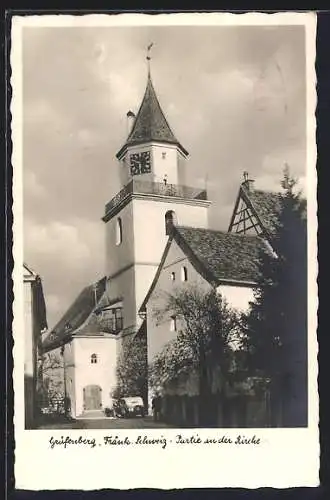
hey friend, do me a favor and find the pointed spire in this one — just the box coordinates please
[116,56,188,159]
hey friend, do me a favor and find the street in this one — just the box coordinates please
[38,415,173,430]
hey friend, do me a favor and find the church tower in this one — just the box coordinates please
[102,59,211,338]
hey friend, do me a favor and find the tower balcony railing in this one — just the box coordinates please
[105,179,208,215]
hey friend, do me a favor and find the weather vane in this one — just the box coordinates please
[146,42,154,76]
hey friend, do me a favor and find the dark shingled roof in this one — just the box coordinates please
[242,186,282,235]
[175,226,264,284]
[139,226,265,313]
[43,276,107,351]
[116,75,188,157]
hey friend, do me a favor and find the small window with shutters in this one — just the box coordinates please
[91,353,98,364]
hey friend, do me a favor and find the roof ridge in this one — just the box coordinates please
[176,225,262,239]
[242,185,281,196]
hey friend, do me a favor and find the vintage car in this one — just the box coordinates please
[114,396,145,418]
[111,396,145,418]
[123,397,145,418]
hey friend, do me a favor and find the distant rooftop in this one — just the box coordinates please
[42,276,111,352]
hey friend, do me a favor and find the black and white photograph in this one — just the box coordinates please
[12,12,318,490]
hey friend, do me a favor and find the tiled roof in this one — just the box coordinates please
[175,226,264,283]
[242,187,282,235]
[42,276,107,351]
[139,226,265,313]
[116,75,188,157]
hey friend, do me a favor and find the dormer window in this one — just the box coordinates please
[91,353,98,364]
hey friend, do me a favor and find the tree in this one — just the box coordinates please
[243,167,307,426]
[37,349,74,417]
[150,285,242,426]
[114,328,148,405]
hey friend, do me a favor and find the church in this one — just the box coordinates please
[42,61,281,420]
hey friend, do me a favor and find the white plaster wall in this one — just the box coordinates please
[105,201,134,277]
[24,279,35,427]
[132,198,209,264]
[73,336,118,416]
[146,242,255,398]
[134,264,159,328]
[151,143,179,185]
[217,284,254,313]
[147,240,211,363]
[106,195,209,335]
[119,156,130,186]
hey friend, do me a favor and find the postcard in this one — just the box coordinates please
[11,11,319,489]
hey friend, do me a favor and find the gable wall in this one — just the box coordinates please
[73,336,117,416]
[146,240,210,363]
[146,240,255,398]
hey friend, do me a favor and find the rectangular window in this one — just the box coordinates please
[170,316,177,332]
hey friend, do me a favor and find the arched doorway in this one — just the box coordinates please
[83,385,102,411]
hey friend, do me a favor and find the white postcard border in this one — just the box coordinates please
[11,11,319,490]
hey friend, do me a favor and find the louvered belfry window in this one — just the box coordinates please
[165,210,177,235]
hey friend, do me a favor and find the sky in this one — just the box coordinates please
[22,24,307,330]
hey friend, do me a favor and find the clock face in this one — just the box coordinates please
[130,151,151,176]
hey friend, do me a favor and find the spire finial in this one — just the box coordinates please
[146,42,154,77]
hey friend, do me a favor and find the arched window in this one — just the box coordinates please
[165,210,177,235]
[91,353,98,364]
[116,217,122,246]
[170,272,176,281]
[181,266,188,282]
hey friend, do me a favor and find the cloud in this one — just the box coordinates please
[24,217,105,328]
[24,170,47,200]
